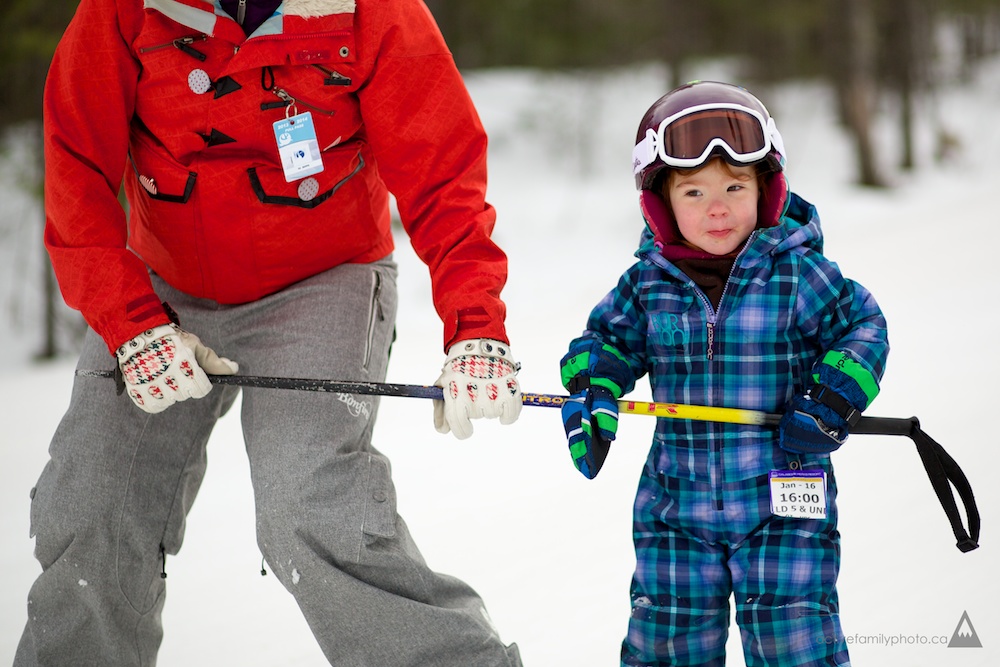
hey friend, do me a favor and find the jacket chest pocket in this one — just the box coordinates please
[647,290,700,360]
[247,141,367,209]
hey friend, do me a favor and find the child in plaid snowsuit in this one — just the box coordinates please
[559,82,889,666]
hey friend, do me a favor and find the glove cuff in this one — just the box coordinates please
[808,384,862,427]
[444,338,517,368]
[814,351,879,410]
[116,324,178,363]
[560,339,633,398]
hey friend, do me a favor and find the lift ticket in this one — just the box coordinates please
[769,470,828,519]
[273,111,324,182]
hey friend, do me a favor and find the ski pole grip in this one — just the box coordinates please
[854,415,918,437]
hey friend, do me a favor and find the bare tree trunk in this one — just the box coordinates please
[885,0,932,171]
[899,76,915,170]
[656,0,702,91]
[840,0,885,186]
[33,125,61,360]
[38,240,58,360]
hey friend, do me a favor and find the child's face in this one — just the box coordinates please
[665,160,760,256]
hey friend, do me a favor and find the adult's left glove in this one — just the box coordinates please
[779,351,879,454]
[434,339,521,440]
[116,324,239,414]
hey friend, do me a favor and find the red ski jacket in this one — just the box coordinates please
[44,0,508,354]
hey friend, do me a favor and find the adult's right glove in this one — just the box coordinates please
[116,324,238,414]
[559,339,634,479]
[433,338,521,440]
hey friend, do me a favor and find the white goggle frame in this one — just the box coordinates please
[632,102,786,176]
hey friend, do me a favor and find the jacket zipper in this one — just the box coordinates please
[363,271,384,370]
[237,0,247,25]
[311,64,352,86]
[139,35,208,61]
[229,29,353,56]
[266,88,337,116]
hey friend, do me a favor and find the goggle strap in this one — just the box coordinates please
[767,117,787,165]
[632,129,658,177]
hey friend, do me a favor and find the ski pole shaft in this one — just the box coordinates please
[78,368,901,431]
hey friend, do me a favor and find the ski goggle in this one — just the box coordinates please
[632,102,786,173]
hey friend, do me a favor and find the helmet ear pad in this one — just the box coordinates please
[640,187,676,245]
[640,168,789,248]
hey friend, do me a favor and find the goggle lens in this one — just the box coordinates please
[661,109,767,161]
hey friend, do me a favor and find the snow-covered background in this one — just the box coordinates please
[2,54,997,665]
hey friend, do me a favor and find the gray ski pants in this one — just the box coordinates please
[14,258,521,667]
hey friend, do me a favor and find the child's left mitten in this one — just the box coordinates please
[779,351,879,454]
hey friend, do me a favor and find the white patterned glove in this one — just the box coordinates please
[116,324,238,414]
[433,338,521,440]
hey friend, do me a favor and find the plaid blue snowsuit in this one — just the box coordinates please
[572,193,888,666]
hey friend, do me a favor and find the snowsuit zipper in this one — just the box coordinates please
[687,231,757,509]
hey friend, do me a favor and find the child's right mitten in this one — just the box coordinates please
[559,340,634,478]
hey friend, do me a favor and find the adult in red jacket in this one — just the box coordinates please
[16,0,522,665]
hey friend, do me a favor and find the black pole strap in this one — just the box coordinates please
[909,420,980,552]
[851,414,979,552]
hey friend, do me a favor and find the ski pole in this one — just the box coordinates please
[68,369,935,433]
[70,368,813,428]
[76,368,980,552]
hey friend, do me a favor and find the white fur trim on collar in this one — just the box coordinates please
[283,0,356,17]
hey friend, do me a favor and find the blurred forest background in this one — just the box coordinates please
[1,0,999,359]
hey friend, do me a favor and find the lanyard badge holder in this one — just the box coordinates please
[272,101,324,182]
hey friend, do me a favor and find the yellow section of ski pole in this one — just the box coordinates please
[616,399,775,426]
[521,393,778,427]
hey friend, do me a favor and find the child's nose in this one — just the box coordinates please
[706,198,729,217]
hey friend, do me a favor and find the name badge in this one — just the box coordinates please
[273,111,324,182]
[769,469,827,519]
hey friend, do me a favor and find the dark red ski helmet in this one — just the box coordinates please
[632,80,786,191]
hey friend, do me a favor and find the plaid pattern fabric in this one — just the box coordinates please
[575,193,888,484]
[567,193,885,666]
[624,467,848,666]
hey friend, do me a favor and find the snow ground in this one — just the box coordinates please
[2,57,998,666]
